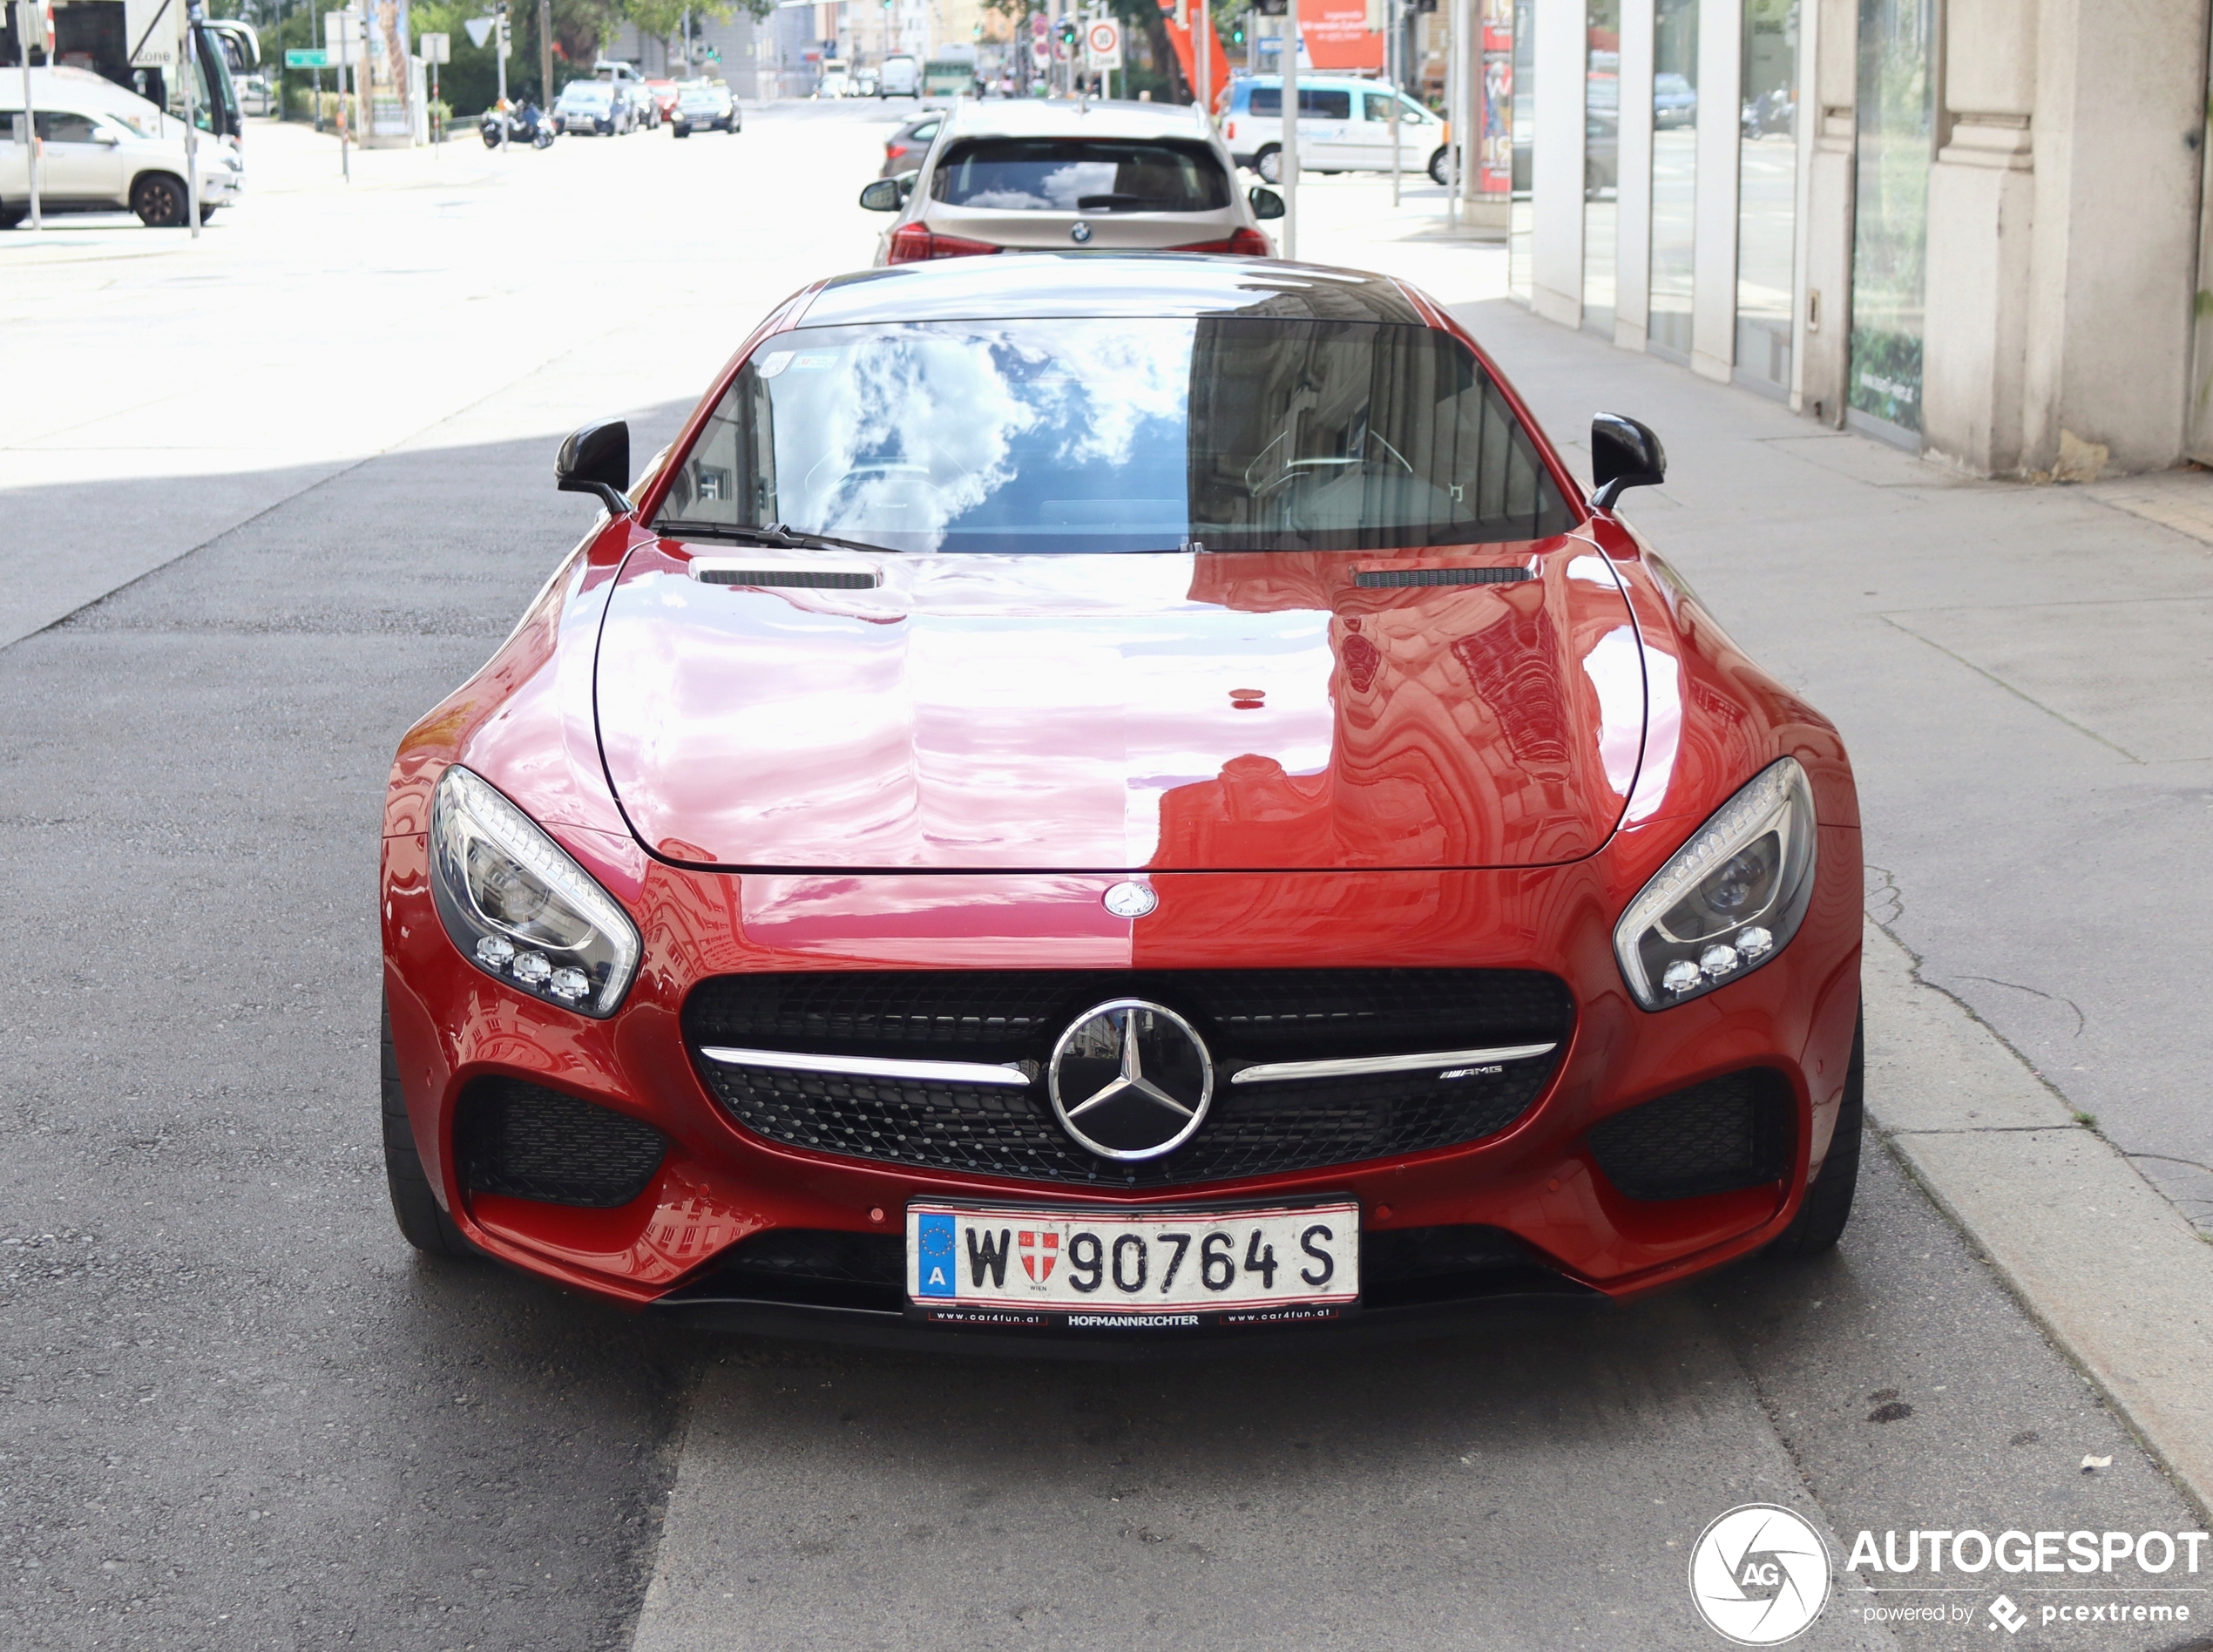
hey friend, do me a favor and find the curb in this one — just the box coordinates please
[1862,917,2213,1521]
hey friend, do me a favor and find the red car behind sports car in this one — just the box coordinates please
[380,254,1863,1347]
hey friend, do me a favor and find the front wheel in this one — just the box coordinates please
[1255,144,1282,184]
[1766,1009,1864,1259]
[673,125,689,138]
[131,172,189,227]
[382,999,478,1259]
[1427,146,1452,186]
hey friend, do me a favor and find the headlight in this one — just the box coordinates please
[1612,757,1817,1011]
[429,766,641,1017]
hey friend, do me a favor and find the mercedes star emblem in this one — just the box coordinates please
[1069,220,1093,244]
[1048,999,1213,1161]
[1101,880,1157,919]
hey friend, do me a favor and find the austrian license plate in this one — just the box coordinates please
[906,1200,1359,1331]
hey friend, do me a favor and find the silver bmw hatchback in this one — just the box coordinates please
[860,98,1282,265]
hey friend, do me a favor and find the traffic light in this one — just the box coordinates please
[1229,20,1243,42]
[1056,17,1079,48]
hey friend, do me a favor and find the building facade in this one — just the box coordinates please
[1494,0,2213,476]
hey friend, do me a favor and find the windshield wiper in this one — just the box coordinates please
[657,521,903,556]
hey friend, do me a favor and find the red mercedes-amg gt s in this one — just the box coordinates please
[380,254,1862,1347]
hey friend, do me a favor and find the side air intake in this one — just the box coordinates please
[1587,1069,1795,1201]
[454,1079,667,1209]
[695,567,880,589]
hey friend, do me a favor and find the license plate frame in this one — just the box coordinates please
[905,1196,1360,1332]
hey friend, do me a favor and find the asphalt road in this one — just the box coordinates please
[2,100,2206,1652]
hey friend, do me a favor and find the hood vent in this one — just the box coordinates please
[1357,565,1533,589]
[694,565,881,590]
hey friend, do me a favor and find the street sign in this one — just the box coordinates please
[285,47,335,68]
[420,31,450,64]
[1086,17,1122,70]
[1030,11,1047,37]
[463,15,496,48]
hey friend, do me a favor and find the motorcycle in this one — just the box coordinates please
[480,102,556,149]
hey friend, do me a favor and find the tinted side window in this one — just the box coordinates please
[1364,93,1394,123]
[37,111,101,143]
[1249,88,1354,119]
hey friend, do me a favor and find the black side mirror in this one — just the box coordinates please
[1590,413,1666,510]
[557,418,633,515]
[1249,185,1285,221]
[858,177,903,211]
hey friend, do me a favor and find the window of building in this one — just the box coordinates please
[1582,0,1621,337]
[1736,0,1799,391]
[1648,0,1698,362]
[1849,0,1933,437]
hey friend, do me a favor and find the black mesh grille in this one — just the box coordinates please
[684,970,1573,1188]
[1586,1069,1795,1201]
[696,568,879,589]
[455,1079,667,1209]
[706,1229,907,1311]
[1356,566,1532,588]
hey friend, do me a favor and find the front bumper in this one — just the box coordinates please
[383,842,1862,1337]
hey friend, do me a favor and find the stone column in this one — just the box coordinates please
[1689,0,1741,382]
[1922,0,2037,474]
[1531,0,1587,326]
[1793,0,1855,425]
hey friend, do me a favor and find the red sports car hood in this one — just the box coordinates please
[594,539,1645,871]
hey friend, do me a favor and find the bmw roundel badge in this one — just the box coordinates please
[1070,220,1093,245]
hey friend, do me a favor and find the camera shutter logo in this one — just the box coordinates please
[1689,1504,1831,1645]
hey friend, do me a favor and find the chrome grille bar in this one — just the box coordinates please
[698,1046,1032,1088]
[1228,1042,1558,1087]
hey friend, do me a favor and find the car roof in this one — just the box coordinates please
[797,254,1428,327]
[943,97,1213,144]
[0,65,165,117]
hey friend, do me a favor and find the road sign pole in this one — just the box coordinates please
[1282,0,1297,257]
[183,19,200,238]
[15,2,40,232]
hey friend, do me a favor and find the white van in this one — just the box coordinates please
[1222,75,1448,184]
[0,66,242,227]
[877,54,920,98]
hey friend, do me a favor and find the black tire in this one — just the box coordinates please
[1255,143,1282,184]
[131,172,188,227]
[199,203,219,224]
[673,125,689,138]
[1767,1008,1864,1259]
[0,203,24,229]
[1427,146,1452,186]
[382,998,478,1259]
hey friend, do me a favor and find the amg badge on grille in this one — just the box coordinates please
[1048,1000,1213,1161]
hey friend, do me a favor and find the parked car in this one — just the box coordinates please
[859,98,1277,262]
[877,53,920,98]
[815,70,852,99]
[1654,71,1697,127]
[855,68,880,97]
[553,80,631,136]
[378,254,1864,1345]
[670,82,739,137]
[1222,75,1447,186]
[235,71,277,118]
[877,110,942,177]
[645,78,681,123]
[0,66,241,227]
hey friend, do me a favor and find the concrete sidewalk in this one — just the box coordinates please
[1377,274,2213,1512]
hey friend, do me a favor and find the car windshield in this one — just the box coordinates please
[929,139,1229,213]
[104,107,166,140]
[656,318,1575,554]
[562,85,610,105]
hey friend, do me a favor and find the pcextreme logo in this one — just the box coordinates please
[1689,1504,1832,1645]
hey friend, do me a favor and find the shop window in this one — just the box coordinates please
[1648,0,1698,362]
[1582,0,1621,336]
[1736,0,1798,391]
[1849,0,1933,437]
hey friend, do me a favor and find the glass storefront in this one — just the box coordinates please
[1648,0,1698,361]
[1582,1,1621,335]
[1850,0,1934,435]
[1508,0,1534,301]
[1736,0,1798,389]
